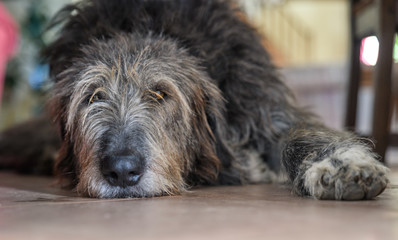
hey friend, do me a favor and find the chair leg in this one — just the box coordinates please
[371,0,396,162]
[345,0,361,131]
[345,39,361,131]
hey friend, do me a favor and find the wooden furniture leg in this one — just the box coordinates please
[371,0,396,160]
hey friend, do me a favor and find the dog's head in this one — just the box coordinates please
[49,32,226,198]
[43,0,259,198]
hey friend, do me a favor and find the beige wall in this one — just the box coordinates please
[244,0,350,66]
[284,0,350,65]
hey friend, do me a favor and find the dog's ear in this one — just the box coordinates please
[42,0,147,78]
[188,89,220,185]
[188,83,240,185]
[53,135,78,188]
[47,90,78,188]
[205,110,242,185]
[42,3,86,78]
[42,1,113,78]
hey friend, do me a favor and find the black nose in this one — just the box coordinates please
[101,155,144,187]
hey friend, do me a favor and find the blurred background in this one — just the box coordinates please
[0,0,397,165]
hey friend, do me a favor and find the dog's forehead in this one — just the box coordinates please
[78,34,197,87]
[74,33,206,96]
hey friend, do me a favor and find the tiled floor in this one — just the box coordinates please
[1,170,397,240]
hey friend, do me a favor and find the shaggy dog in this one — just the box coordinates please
[0,0,389,199]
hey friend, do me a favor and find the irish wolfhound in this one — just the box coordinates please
[0,0,389,199]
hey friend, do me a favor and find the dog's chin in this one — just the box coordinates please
[88,185,164,199]
[76,169,182,198]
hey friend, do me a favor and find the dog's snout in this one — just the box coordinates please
[101,154,144,187]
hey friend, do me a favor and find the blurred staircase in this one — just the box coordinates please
[241,1,312,66]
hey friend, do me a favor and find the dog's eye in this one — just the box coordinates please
[152,90,166,101]
[89,93,101,104]
[88,89,107,105]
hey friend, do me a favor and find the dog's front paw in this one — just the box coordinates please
[303,146,389,200]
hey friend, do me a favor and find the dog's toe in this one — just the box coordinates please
[364,174,388,199]
[339,179,365,200]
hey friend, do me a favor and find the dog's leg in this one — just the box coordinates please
[0,116,60,175]
[281,125,389,200]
